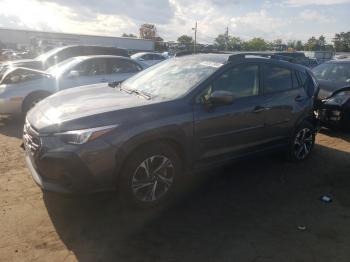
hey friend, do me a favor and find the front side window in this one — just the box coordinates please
[211,64,260,98]
[263,65,293,94]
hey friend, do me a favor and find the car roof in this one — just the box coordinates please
[327,59,350,64]
[70,55,133,61]
[176,52,308,71]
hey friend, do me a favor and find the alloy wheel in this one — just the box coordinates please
[293,128,314,160]
[131,155,175,202]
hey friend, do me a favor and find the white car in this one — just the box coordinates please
[131,52,166,66]
[0,55,148,116]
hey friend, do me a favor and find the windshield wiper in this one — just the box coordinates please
[131,89,152,100]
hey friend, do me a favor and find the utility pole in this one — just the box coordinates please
[225,26,229,51]
[192,21,197,53]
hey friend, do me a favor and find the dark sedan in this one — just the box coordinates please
[313,59,350,129]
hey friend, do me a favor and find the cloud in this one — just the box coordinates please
[285,0,350,6]
[299,9,334,23]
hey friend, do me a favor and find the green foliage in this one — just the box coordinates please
[242,38,268,51]
[122,33,137,38]
[177,35,193,45]
[214,34,242,51]
[333,32,350,52]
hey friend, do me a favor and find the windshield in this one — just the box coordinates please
[121,56,223,99]
[312,62,350,83]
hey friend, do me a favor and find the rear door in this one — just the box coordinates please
[193,63,267,163]
[108,58,143,82]
[260,62,309,142]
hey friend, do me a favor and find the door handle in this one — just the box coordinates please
[253,106,268,113]
[295,95,305,102]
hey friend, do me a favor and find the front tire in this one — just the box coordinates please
[287,121,315,162]
[119,143,183,208]
[22,91,50,116]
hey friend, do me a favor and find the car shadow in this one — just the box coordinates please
[319,127,350,143]
[0,116,23,139]
[43,144,350,262]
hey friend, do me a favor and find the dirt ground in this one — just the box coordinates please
[1,117,350,262]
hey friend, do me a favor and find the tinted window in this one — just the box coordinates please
[142,54,153,60]
[263,65,293,94]
[153,54,164,60]
[109,59,141,74]
[212,64,259,98]
[72,58,108,76]
[45,47,82,67]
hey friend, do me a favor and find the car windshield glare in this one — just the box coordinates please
[313,63,350,83]
[121,57,223,99]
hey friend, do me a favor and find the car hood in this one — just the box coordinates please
[317,79,350,100]
[27,83,157,133]
[1,59,41,68]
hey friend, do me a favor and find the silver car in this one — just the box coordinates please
[0,55,148,116]
[131,52,166,66]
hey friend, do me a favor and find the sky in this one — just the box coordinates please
[0,0,349,44]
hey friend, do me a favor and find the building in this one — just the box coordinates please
[0,28,154,52]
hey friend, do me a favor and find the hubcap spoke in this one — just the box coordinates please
[294,128,313,159]
[132,155,175,202]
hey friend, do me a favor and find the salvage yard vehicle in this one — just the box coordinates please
[313,59,350,129]
[23,53,319,208]
[0,55,148,116]
[131,52,166,66]
[0,45,129,79]
[275,52,318,68]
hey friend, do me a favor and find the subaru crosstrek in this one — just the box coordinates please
[23,53,319,208]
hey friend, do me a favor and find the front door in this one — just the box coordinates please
[193,63,267,164]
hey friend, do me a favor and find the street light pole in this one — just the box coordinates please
[192,21,197,53]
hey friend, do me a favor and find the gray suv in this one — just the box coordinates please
[23,53,319,208]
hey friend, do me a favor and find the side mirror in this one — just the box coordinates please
[209,90,234,105]
[67,70,80,78]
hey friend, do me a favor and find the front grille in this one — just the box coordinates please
[23,121,41,155]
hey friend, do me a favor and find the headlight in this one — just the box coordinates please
[324,91,350,106]
[55,124,118,145]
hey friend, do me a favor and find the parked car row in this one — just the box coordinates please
[0,46,169,117]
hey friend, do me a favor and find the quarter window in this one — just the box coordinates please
[263,65,293,94]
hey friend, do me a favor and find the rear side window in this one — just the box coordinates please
[263,65,293,94]
[72,58,108,76]
[109,58,142,74]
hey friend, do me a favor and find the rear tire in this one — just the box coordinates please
[22,91,50,116]
[287,121,315,162]
[119,142,183,209]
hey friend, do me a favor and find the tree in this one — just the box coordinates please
[177,35,193,50]
[304,36,319,51]
[333,32,350,52]
[122,33,137,38]
[242,38,268,51]
[214,34,227,50]
[295,40,304,51]
[214,34,242,51]
[139,24,157,40]
[228,37,242,51]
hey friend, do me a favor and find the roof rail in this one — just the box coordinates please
[228,52,297,63]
